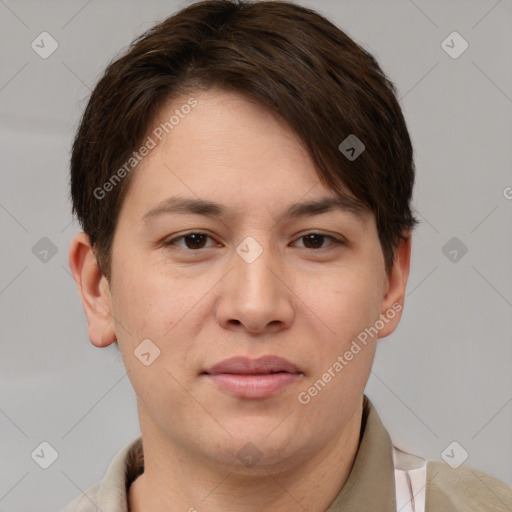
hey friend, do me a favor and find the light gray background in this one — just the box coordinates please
[1,0,511,510]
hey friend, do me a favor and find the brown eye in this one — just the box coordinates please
[183,233,208,249]
[302,234,325,249]
[164,232,215,250]
[294,233,344,250]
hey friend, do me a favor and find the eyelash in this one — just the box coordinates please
[162,231,346,251]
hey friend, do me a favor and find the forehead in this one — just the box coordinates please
[145,88,311,168]
[122,88,367,222]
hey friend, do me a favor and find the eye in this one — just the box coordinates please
[292,232,345,250]
[163,232,216,250]
[162,231,345,251]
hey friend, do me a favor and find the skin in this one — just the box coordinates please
[69,88,411,512]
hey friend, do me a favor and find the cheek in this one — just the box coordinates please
[109,253,216,375]
[295,275,381,427]
[109,252,177,344]
[307,269,384,343]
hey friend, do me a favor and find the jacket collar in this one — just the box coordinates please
[325,395,396,512]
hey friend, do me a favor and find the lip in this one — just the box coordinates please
[205,355,302,375]
[203,356,303,399]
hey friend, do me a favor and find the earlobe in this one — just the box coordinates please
[68,232,116,348]
[378,234,412,339]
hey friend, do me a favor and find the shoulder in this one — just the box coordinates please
[59,481,101,512]
[58,436,142,511]
[426,461,512,511]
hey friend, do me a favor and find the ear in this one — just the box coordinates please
[378,234,412,339]
[68,232,116,348]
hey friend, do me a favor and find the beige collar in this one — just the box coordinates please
[325,395,397,511]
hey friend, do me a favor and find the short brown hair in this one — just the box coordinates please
[70,0,417,281]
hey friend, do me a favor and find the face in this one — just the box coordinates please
[70,88,410,475]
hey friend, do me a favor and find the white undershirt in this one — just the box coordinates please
[393,445,427,512]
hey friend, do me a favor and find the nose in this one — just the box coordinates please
[215,241,295,335]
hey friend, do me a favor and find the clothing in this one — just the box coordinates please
[60,396,512,511]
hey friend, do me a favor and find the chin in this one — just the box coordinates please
[208,430,309,475]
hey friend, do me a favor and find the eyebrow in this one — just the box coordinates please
[141,194,366,224]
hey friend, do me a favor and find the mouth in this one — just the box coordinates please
[202,355,303,399]
[203,355,302,376]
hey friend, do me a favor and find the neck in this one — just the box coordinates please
[129,401,363,512]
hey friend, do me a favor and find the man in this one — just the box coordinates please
[63,1,511,510]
